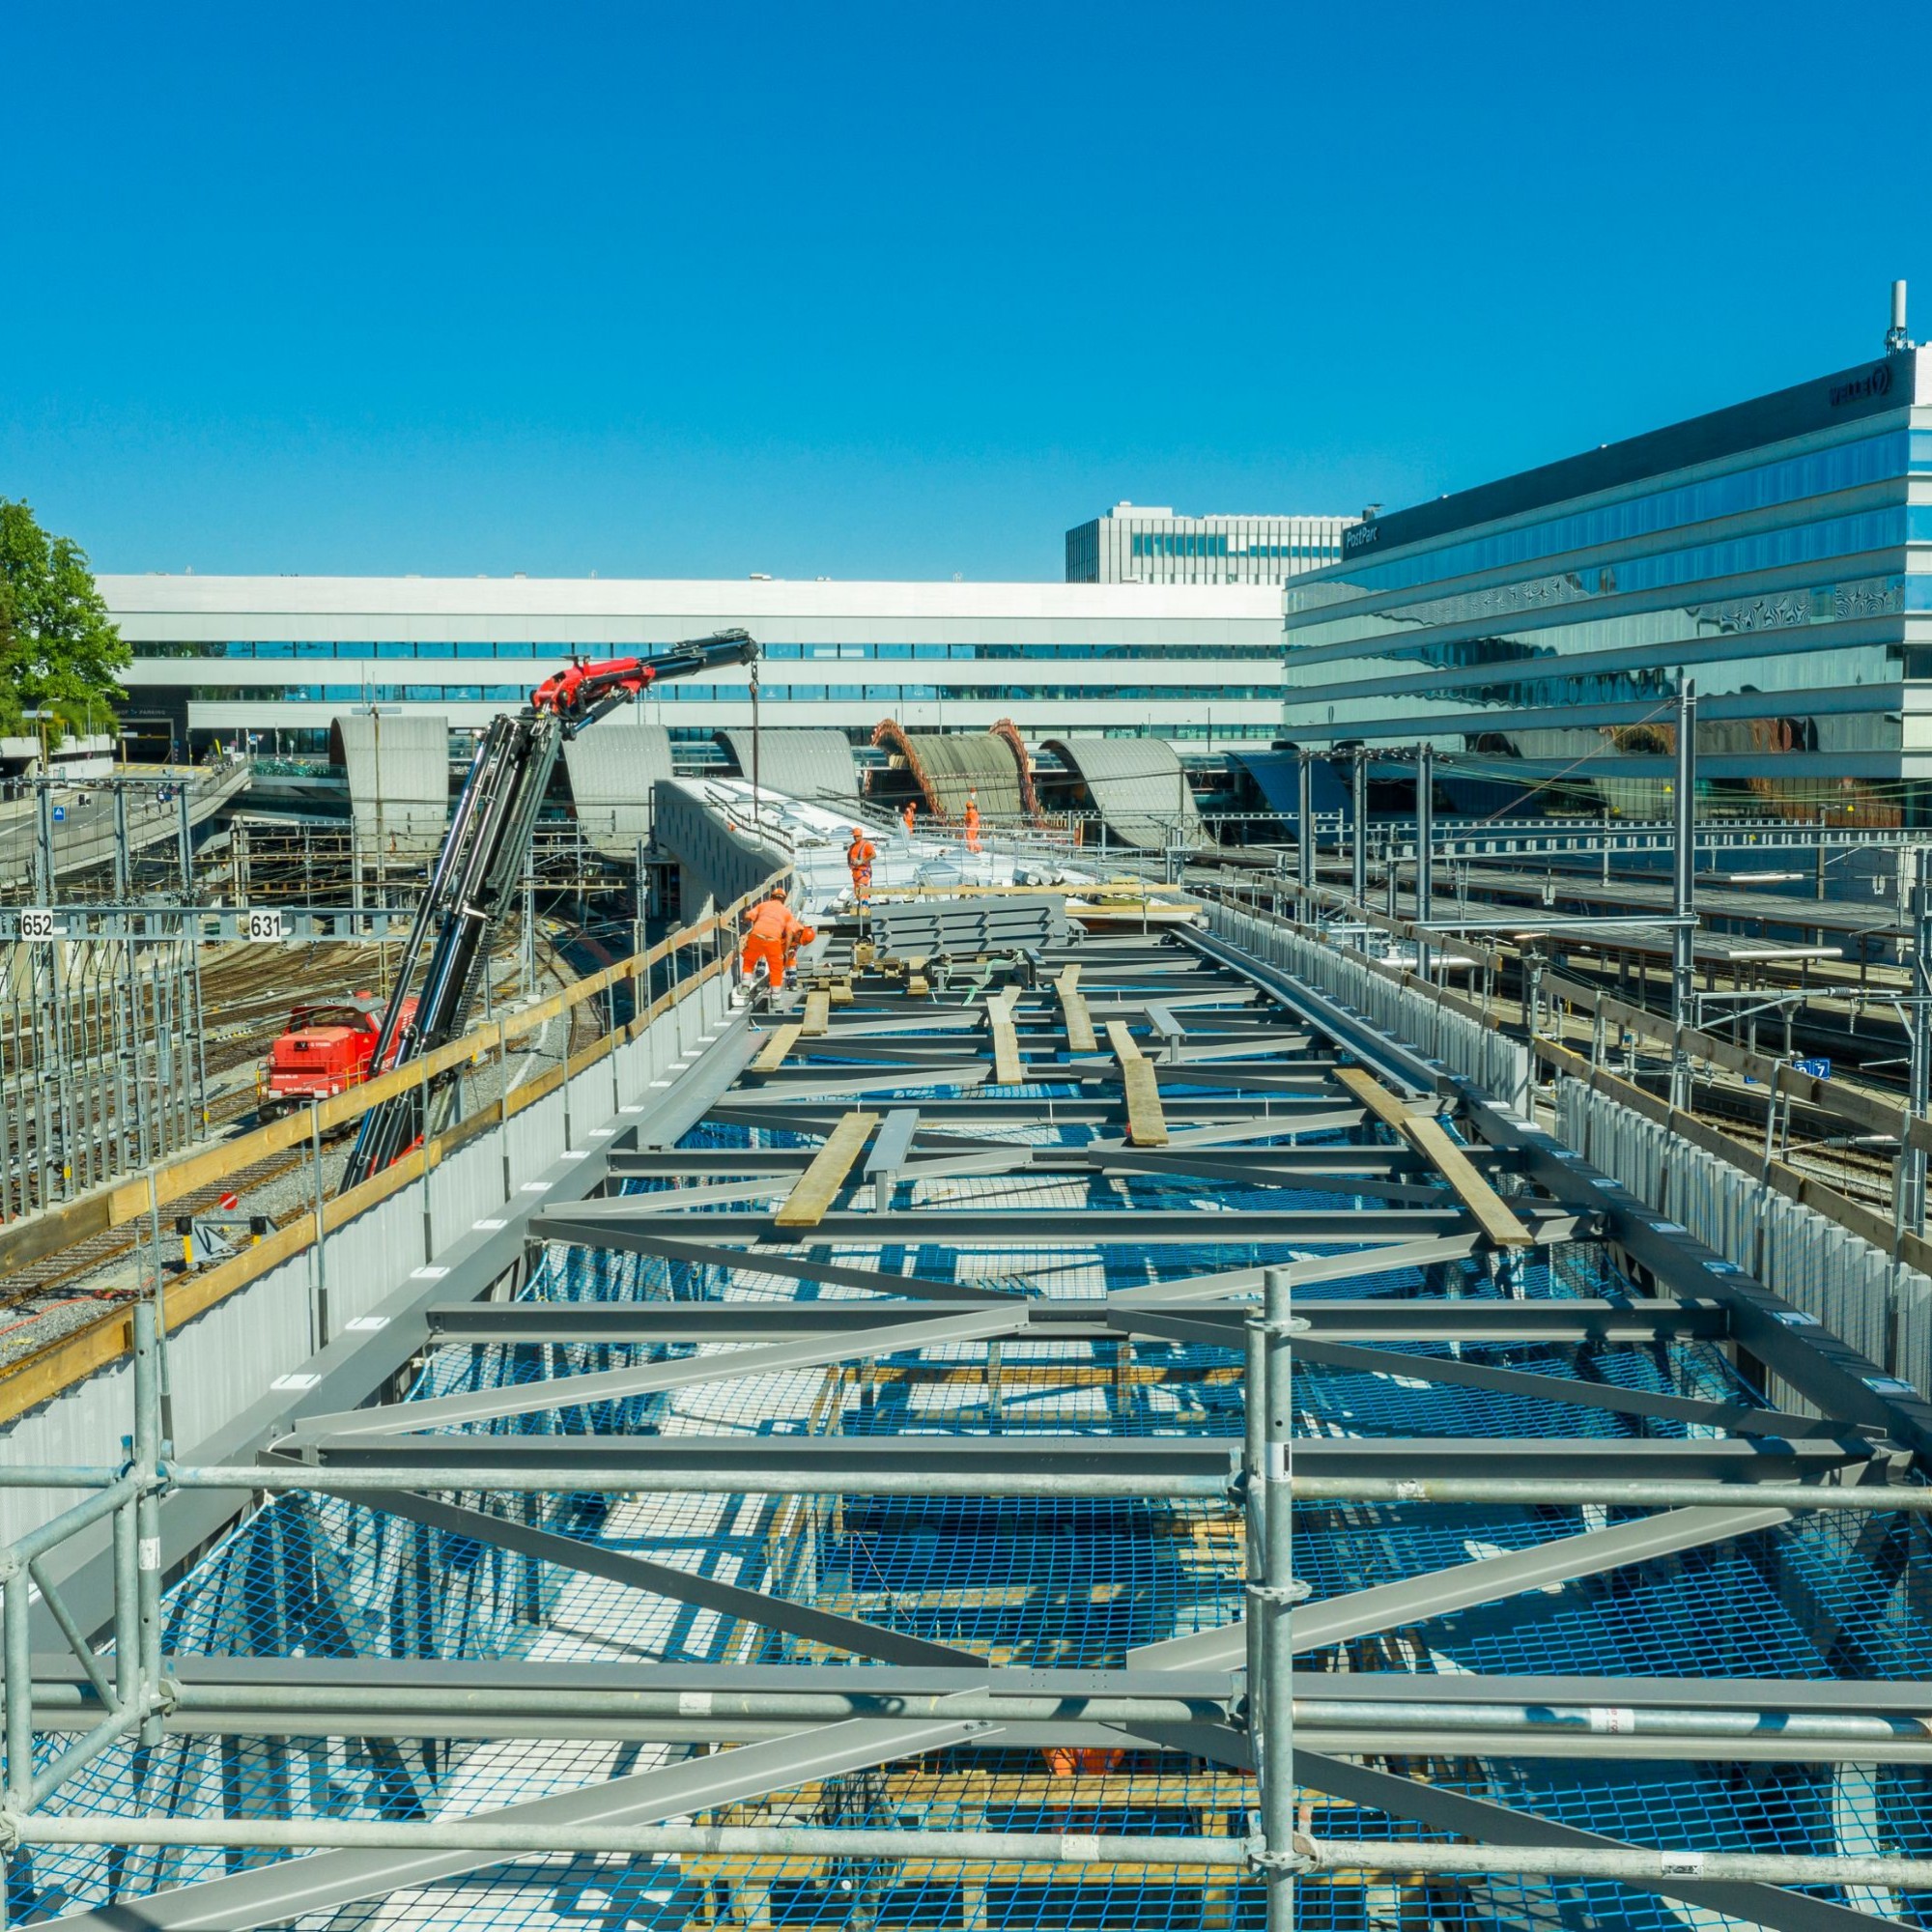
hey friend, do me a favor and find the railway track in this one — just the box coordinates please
[0,924,585,1344]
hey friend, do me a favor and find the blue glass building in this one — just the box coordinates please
[1281,346,1932,819]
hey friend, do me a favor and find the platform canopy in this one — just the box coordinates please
[1042,735,1203,850]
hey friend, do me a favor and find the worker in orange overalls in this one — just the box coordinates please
[741,886,814,990]
[846,826,876,904]
[901,800,917,838]
[963,789,981,853]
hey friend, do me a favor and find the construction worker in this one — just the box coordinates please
[846,826,876,903]
[901,800,917,838]
[963,789,981,853]
[740,885,813,990]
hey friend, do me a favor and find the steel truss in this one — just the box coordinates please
[9,922,1932,1930]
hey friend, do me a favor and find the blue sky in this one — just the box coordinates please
[4,1,1923,582]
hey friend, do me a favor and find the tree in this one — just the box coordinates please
[0,499,128,745]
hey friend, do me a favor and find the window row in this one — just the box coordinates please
[1283,576,1909,684]
[136,638,1285,663]
[1289,507,1918,640]
[1291,428,1918,609]
[185,682,1285,706]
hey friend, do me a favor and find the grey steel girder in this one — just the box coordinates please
[1131,1503,1799,1672]
[280,1305,1025,1441]
[1299,1752,1889,1932]
[38,1715,1001,1932]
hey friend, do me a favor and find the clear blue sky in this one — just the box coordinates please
[4,1,1924,582]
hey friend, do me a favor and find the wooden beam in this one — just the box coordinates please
[991,1017,1024,1087]
[1058,973,1097,1053]
[753,1023,804,1073]
[802,991,831,1037]
[774,1112,879,1229]
[1110,1020,1170,1147]
[1334,1067,1531,1248]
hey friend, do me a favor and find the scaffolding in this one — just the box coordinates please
[9,918,1932,1928]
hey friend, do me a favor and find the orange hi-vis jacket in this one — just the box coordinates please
[742,897,814,983]
[847,836,876,871]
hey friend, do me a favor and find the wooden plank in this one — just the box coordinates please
[753,1023,804,1073]
[802,991,831,1037]
[1332,1065,1418,1133]
[1335,1067,1531,1248]
[1058,980,1097,1054]
[1056,962,1083,991]
[991,1018,1024,1087]
[774,1112,879,1229]
[1110,1020,1169,1147]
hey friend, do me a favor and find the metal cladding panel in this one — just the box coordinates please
[328,712,450,856]
[1043,735,1203,850]
[562,719,675,856]
[716,728,860,806]
[869,893,1069,957]
[651,781,792,920]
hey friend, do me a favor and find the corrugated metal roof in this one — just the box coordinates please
[872,722,1029,819]
[715,728,860,805]
[1041,735,1201,849]
[561,719,676,855]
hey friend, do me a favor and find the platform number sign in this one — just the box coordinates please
[19,910,62,942]
[244,909,287,943]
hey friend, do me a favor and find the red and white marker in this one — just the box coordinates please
[217,1191,240,1212]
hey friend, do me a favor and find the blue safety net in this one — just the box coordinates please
[13,978,1932,1930]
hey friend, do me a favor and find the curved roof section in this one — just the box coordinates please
[327,711,448,855]
[1040,735,1202,850]
[870,719,1037,822]
[561,718,676,856]
[715,728,859,806]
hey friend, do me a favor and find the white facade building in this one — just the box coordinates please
[99,574,1285,754]
[1065,504,1358,585]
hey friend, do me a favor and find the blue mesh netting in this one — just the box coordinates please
[14,1015,1932,1928]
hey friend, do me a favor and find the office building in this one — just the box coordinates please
[1279,339,1932,818]
[1065,504,1356,585]
[99,576,1284,757]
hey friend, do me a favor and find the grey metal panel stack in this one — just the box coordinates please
[868,893,1067,957]
[716,728,861,806]
[1042,735,1202,850]
[562,718,676,856]
[329,711,449,861]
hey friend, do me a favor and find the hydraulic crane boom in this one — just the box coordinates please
[340,629,757,1190]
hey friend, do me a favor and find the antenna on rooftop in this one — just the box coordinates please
[1887,279,1914,354]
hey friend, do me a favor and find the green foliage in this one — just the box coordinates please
[0,499,128,745]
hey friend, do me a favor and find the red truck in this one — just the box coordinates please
[256,995,418,1120]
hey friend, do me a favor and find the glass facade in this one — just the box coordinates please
[1279,352,1931,819]
[101,577,1291,754]
[1066,507,1354,584]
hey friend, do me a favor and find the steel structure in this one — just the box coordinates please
[11,910,1932,1928]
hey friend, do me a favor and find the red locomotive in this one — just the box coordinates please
[257,995,419,1120]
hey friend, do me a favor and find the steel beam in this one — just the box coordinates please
[279,1305,1023,1442]
[1299,1751,1884,1932]
[297,1481,982,1667]
[1291,1336,1852,1440]
[1133,1503,1797,1672]
[38,1715,1000,1932]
